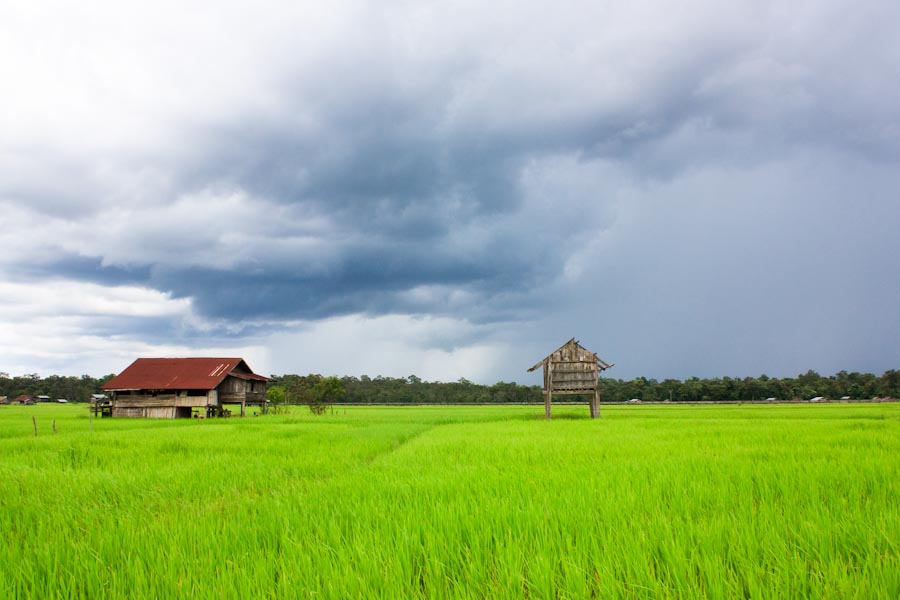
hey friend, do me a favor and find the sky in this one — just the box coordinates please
[2,0,899,384]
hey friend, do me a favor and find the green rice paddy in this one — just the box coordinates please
[1,403,899,599]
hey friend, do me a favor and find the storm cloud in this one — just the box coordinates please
[2,0,899,381]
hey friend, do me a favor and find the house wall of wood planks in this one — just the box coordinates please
[110,378,267,418]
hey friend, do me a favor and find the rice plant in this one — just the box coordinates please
[1,403,898,598]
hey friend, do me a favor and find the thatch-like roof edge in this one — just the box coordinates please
[527,338,613,372]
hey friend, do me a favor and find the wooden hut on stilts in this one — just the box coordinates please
[102,358,269,418]
[528,338,613,419]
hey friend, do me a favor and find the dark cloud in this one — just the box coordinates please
[79,314,187,341]
[3,0,900,379]
[8,256,153,288]
[543,155,900,380]
[148,225,565,323]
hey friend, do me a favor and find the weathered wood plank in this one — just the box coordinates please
[528,338,611,419]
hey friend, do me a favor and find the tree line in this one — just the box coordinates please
[0,373,116,403]
[267,369,900,406]
[2,369,898,406]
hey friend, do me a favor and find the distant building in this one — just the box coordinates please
[102,357,270,418]
[0,396,8,405]
[14,395,34,405]
[36,395,51,403]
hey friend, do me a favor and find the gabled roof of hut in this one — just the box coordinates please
[527,338,613,372]
[102,358,270,391]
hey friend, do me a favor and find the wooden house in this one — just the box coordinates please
[528,338,613,419]
[102,358,270,418]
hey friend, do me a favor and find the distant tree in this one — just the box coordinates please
[683,377,703,402]
[267,385,285,403]
[658,379,681,402]
[266,386,285,404]
[877,369,900,397]
[309,376,345,415]
[284,375,319,406]
[791,369,824,399]
[263,386,287,415]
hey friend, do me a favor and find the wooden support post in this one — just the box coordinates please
[545,362,553,419]
[241,401,245,418]
[32,415,37,437]
[590,387,600,419]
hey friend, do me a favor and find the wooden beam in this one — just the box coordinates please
[592,385,601,418]
[545,361,553,419]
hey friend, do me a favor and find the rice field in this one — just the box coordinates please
[1,402,898,599]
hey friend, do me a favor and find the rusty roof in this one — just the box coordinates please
[102,357,270,391]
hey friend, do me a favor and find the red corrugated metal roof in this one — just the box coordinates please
[102,358,270,391]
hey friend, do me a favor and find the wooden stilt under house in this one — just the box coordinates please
[528,338,613,419]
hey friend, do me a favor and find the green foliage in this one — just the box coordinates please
[3,368,899,409]
[309,376,345,415]
[264,369,900,405]
[0,403,899,598]
[265,386,285,405]
[271,374,345,415]
[266,385,285,405]
[266,373,544,405]
[264,385,287,415]
[0,373,115,403]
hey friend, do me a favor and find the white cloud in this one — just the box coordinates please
[0,279,271,376]
[264,314,510,383]
[0,280,189,320]
[0,280,253,375]
[0,188,336,273]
